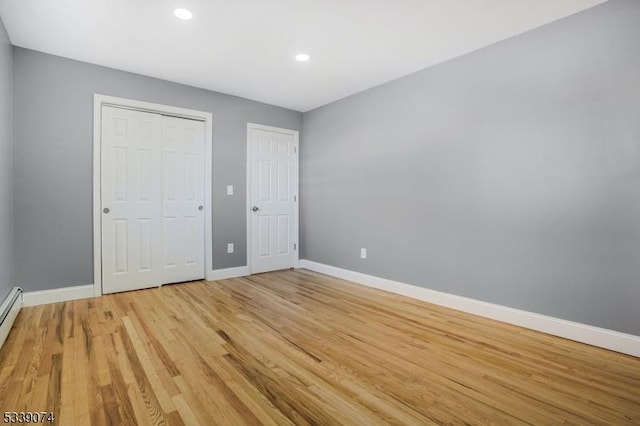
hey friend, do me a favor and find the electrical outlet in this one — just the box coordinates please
[360,248,367,259]
[227,243,234,254]
[226,185,234,196]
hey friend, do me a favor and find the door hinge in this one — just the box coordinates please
[294,147,297,154]
[294,243,297,250]
[294,195,297,202]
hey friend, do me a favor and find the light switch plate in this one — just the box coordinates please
[226,185,234,195]
[360,248,367,259]
[227,243,234,253]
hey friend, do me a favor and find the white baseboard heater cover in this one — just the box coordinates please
[0,287,22,349]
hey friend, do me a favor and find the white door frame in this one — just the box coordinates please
[93,94,214,296]
[246,123,299,274]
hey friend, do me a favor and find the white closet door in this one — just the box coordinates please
[161,116,206,284]
[249,127,298,273]
[102,107,206,294]
[101,106,163,293]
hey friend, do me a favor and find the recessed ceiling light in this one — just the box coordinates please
[295,53,310,62]
[174,8,193,20]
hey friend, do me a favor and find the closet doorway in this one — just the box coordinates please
[93,95,213,295]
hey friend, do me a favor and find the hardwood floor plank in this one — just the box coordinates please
[1,269,639,425]
[118,318,173,425]
[171,393,201,426]
[12,326,44,412]
[59,335,74,425]
[71,303,91,426]
[121,316,178,417]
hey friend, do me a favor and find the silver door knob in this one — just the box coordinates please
[252,206,259,212]
[198,205,204,211]
[103,208,110,214]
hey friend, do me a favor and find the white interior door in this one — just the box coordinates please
[161,116,206,284]
[249,125,298,274]
[101,106,162,293]
[101,106,205,294]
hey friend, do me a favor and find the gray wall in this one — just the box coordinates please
[0,17,13,302]
[13,47,302,292]
[301,0,640,335]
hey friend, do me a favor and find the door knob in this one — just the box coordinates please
[252,206,259,212]
[198,205,204,211]
[103,208,110,214]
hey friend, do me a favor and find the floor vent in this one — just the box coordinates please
[0,287,22,349]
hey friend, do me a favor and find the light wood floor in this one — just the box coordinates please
[1,269,639,425]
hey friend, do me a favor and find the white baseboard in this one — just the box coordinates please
[22,284,95,307]
[299,260,640,358]
[0,287,23,349]
[206,266,250,281]
[21,268,252,307]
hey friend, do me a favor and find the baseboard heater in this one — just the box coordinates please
[0,287,22,349]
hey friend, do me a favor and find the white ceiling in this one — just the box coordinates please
[0,0,607,112]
